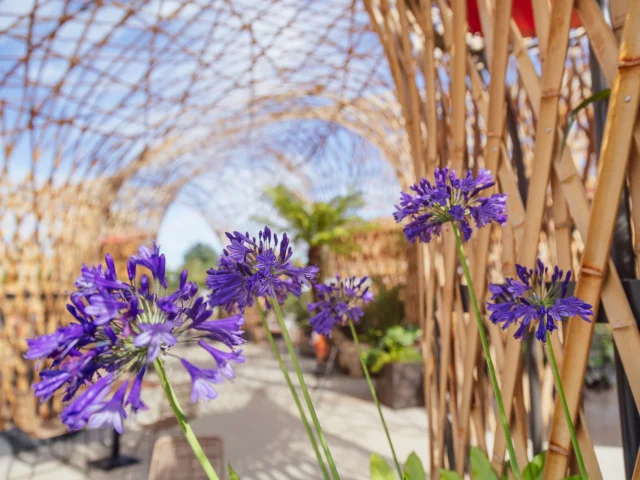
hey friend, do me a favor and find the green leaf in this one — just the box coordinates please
[469,447,498,480]
[522,451,546,480]
[228,462,240,480]
[403,452,426,480]
[561,88,611,154]
[370,454,396,480]
[439,470,464,480]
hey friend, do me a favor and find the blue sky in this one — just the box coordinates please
[156,203,223,270]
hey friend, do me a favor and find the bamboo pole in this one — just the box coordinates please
[629,148,640,272]
[531,0,550,63]
[633,448,640,480]
[457,0,513,469]
[476,0,494,59]
[423,244,437,473]
[610,0,629,40]
[433,0,468,470]
[464,57,533,476]
[417,0,439,172]
[365,0,420,178]
[552,119,637,480]
[576,0,640,165]
[544,4,640,477]
[490,0,575,473]
[413,0,440,470]
[435,236,458,471]
[503,10,605,477]
[451,0,466,173]
[550,170,602,478]
[397,0,425,177]
[575,0,640,279]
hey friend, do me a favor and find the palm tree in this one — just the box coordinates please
[257,184,369,282]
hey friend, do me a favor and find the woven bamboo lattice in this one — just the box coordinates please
[325,219,408,288]
[0,0,638,478]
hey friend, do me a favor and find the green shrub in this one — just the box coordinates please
[356,276,406,345]
[364,325,422,373]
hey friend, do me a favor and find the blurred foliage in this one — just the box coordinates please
[183,243,218,286]
[254,184,371,259]
[586,323,615,390]
[364,325,421,373]
[357,277,406,344]
[167,242,218,291]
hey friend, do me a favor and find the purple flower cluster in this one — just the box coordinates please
[206,227,319,311]
[487,259,593,342]
[394,168,507,243]
[307,276,374,336]
[27,244,245,433]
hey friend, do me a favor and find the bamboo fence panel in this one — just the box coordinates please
[366,0,628,477]
[506,9,611,476]
[544,3,640,477]
[574,0,640,417]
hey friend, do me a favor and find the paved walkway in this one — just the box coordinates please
[0,343,625,479]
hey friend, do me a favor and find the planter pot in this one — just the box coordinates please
[375,361,424,409]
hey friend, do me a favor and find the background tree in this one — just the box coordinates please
[257,184,369,281]
[168,242,218,291]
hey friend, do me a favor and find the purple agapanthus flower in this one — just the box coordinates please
[307,276,374,336]
[486,259,593,341]
[394,168,507,243]
[26,245,246,433]
[206,227,319,312]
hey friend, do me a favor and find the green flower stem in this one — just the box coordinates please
[546,331,588,480]
[452,224,522,480]
[347,319,402,478]
[255,301,330,480]
[154,358,219,480]
[271,299,341,480]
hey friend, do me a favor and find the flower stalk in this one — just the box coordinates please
[155,358,219,480]
[452,223,522,479]
[255,301,330,480]
[545,331,588,480]
[347,319,402,478]
[271,299,340,479]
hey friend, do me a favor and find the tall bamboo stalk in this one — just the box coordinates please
[416,0,439,172]
[507,4,637,474]
[456,0,513,472]
[544,4,640,477]
[491,0,575,472]
[433,0,468,469]
[413,0,440,468]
